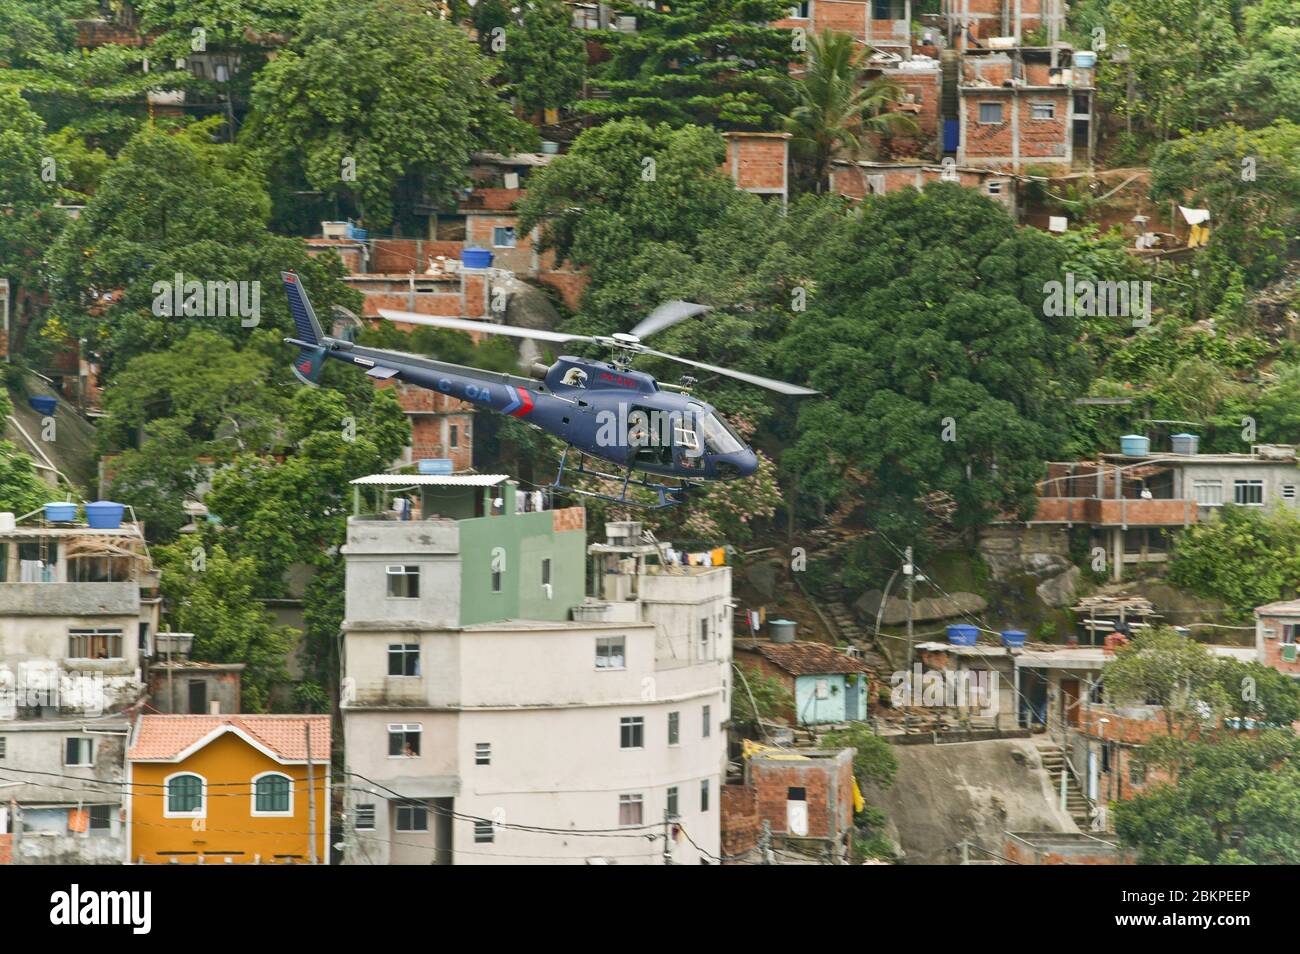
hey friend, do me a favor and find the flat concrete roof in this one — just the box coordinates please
[350,474,509,487]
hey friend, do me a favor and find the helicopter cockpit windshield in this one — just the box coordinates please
[699,412,746,455]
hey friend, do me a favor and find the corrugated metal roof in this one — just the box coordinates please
[349,474,509,487]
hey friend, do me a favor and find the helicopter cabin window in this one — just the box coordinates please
[628,406,673,468]
[699,413,745,455]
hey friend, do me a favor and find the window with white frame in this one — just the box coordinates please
[387,643,420,676]
[386,565,420,598]
[68,628,123,659]
[492,226,516,248]
[1030,101,1056,120]
[668,711,680,746]
[395,801,428,832]
[618,793,644,826]
[388,723,422,757]
[596,635,625,669]
[979,102,1004,124]
[474,819,495,843]
[1234,479,1264,505]
[165,773,205,817]
[64,738,93,767]
[667,786,679,818]
[620,716,644,749]
[475,742,491,765]
[355,804,376,830]
[1193,479,1223,505]
[252,772,293,816]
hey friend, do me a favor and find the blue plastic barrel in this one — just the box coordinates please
[1120,434,1150,456]
[28,396,57,416]
[84,501,125,529]
[44,502,78,522]
[947,624,979,646]
[1000,629,1027,648]
[461,247,494,269]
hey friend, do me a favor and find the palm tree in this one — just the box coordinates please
[784,29,918,194]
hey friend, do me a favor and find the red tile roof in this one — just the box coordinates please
[740,641,871,676]
[129,715,330,762]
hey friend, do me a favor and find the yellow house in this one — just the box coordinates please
[127,714,330,865]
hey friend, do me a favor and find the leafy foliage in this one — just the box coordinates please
[243,0,533,230]
[1168,505,1300,617]
[580,0,795,130]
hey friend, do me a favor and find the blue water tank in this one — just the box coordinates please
[28,396,57,416]
[947,624,979,646]
[461,247,494,269]
[1000,629,1027,648]
[84,501,125,529]
[1074,50,1097,68]
[1120,434,1150,456]
[44,502,78,522]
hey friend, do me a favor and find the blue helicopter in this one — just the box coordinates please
[282,271,816,508]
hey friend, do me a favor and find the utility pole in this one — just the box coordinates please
[904,547,915,731]
[759,820,773,865]
[662,810,673,866]
[306,723,317,865]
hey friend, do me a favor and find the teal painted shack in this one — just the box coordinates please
[735,640,871,726]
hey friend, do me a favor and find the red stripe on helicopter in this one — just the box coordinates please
[506,387,534,417]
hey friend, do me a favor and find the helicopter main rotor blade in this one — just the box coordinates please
[378,310,592,345]
[638,347,819,396]
[629,301,712,340]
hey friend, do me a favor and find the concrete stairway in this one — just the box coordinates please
[1035,740,1092,829]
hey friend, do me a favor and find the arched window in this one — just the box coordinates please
[165,773,205,817]
[252,772,293,816]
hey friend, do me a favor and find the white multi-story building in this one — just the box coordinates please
[0,508,160,864]
[340,475,731,865]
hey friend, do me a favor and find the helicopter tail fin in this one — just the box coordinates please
[282,271,327,386]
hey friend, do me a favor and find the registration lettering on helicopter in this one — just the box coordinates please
[599,372,638,388]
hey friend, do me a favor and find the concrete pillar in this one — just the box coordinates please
[1111,527,1123,582]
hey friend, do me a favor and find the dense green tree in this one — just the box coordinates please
[154,540,296,711]
[48,122,356,374]
[1114,731,1300,863]
[1098,0,1243,140]
[1149,121,1300,286]
[0,391,50,515]
[580,0,795,130]
[731,664,794,727]
[480,0,586,114]
[1102,626,1230,738]
[779,184,1089,547]
[243,0,533,230]
[784,29,915,193]
[1168,504,1300,616]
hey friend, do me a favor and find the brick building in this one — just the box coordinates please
[723,132,792,206]
[722,746,858,863]
[774,0,914,50]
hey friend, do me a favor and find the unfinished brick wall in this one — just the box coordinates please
[1258,614,1300,675]
[723,133,789,199]
[830,163,925,199]
[962,93,1013,159]
[721,783,760,862]
[748,751,854,840]
[1017,93,1070,161]
[551,506,586,532]
[370,239,463,274]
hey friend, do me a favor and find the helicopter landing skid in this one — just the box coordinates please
[552,448,698,509]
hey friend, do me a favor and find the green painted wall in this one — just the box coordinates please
[457,509,586,625]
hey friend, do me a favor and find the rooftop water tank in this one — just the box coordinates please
[461,247,494,269]
[1074,50,1097,68]
[769,619,797,643]
[84,500,125,529]
[28,396,57,416]
[947,624,979,646]
[1000,629,1027,648]
[1171,432,1199,455]
[44,502,78,522]
[1120,434,1150,456]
